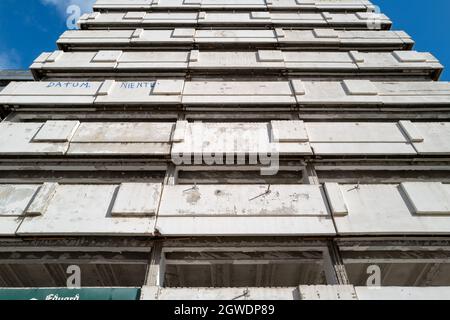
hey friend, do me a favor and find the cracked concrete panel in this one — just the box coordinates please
[0,185,40,216]
[0,123,69,156]
[171,122,312,157]
[159,185,329,216]
[17,185,155,236]
[333,184,450,235]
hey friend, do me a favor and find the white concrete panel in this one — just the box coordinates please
[33,121,80,143]
[306,122,408,142]
[195,29,277,44]
[111,183,162,217]
[182,81,296,105]
[25,183,58,216]
[0,123,69,156]
[92,50,123,62]
[71,122,174,143]
[94,0,152,9]
[398,120,424,142]
[156,216,336,236]
[159,185,329,216]
[283,51,356,70]
[333,184,450,235]
[0,185,39,216]
[296,81,382,105]
[357,51,441,71]
[142,12,198,24]
[151,0,200,9]
[299,285,357,300]
[200,12,271,25]
[116,51,189,69]
[324,183,348,216]
[411,123,450,155]
[356,287,450,300]
[311,143,416,156]
[171,122,312,157]
[0,81,100,105]
[189,51,285,70]
[31,52,117,71]
[270,120,309,142]
[0,217,22,236]
[132,29,195,44]
[17,185,155,236]
[67,143,171,156]
[376,81,450,105]
[141,287,297,300]
[95,81,182,104]
[400,182,450,215]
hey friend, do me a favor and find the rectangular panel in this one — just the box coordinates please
[112,183,162,217]
[159,185,329,216]
[323,183,348,216]
[411,123,450,155]
[0,185,39,216]
[25,183,58,216]
[94,81,182,104]
[17,185,155,236]
[156,216,336,236]
[33,121,80,142]
[333,184,450,235]
[400,182,450,215]
[182,81,295,105]
[306,122,408,142]
[0,123,69,156]
[171,122,312,157]
[71,122,174,143]
[271,120,309,142]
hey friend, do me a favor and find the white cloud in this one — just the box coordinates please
[0,50,21,69]
[40,0,96,16]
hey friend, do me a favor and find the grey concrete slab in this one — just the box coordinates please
[333,184,450,235]
[17,184,155,236]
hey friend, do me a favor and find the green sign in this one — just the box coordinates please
[0,288,141,300]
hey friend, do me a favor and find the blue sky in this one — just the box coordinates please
[0,0,448,80]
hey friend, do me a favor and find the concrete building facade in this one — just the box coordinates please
[0,0,450,300]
